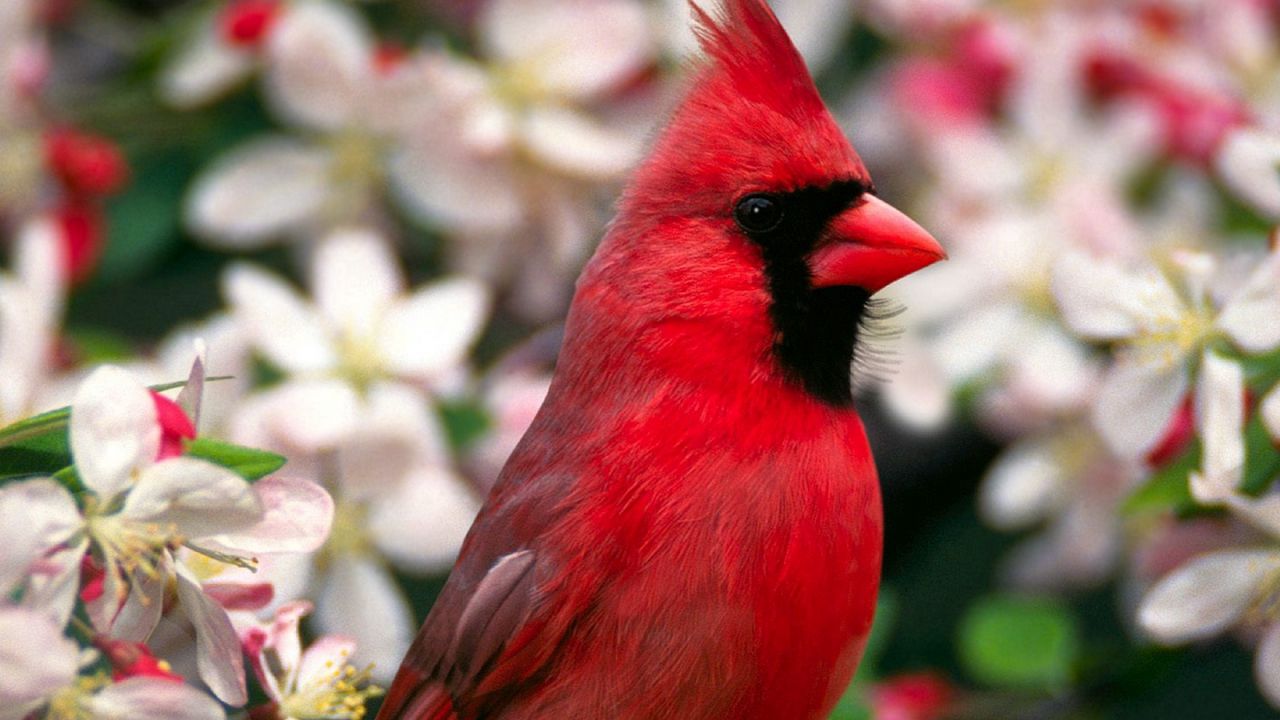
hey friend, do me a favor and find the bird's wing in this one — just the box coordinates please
[376,479,597,720]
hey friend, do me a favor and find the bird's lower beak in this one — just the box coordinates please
[808,195,946,291]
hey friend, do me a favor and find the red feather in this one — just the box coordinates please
[377,1,942,718]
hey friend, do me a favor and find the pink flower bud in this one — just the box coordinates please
[151,391,196,460]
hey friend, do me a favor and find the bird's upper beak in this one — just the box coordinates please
[808,195,945,291]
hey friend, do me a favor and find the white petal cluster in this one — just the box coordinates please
[851,0,1280,707]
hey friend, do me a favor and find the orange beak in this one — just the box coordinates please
[807,195,945,291]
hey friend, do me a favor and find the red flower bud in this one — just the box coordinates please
[1082,50,1250,166]
[870,672,954,720]
[219,0,282,48]
[373,43,409,75]
[1145,396,1194,469]
[44,129,128,197]
[52,202,103,285]
[94,637,184,683]
[79,554,105,604]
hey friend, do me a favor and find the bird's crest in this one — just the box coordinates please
[687,0,828,119]
[619,0,863,218]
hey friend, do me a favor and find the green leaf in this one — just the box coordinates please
[0,377,236,485]
[958,595,1080,689]
[65,328,136,364]
[854,588,898,683]
[0,428,73,481]
[1123,447,1199,516]
[0,407,74,482]
[1242,414,1280,496]
[828,590,899,719]
[183,438,286,481]
[0,406,71,449]
[438,400,492,451]
[52,465,86,495]
[827,694,873,720]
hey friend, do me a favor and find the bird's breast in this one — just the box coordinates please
[535,392,883,720]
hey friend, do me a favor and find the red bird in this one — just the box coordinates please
[378,2,944,718]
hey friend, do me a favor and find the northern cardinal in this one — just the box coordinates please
[378,1,944,718]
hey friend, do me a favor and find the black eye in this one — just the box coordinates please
[734,194,784,234]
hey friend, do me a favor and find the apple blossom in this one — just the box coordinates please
[241,601,382,720]
[389,0,659,317]
[1139,548,1280,708]
[979,424,1139,590]
[161,0,285,109]
[185,1,454,247]
[4,364,334,705]
[223,227,488,395]
[1053,246,1280,459]
[0,219,64,425]
[0,605,225,720]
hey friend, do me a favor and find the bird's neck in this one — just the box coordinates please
[554,283,864,421]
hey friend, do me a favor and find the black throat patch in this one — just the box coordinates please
[739,180,873,407]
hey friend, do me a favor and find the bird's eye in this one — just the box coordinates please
[734,194,784,234]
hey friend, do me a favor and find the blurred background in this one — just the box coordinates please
[5,0,1280,718]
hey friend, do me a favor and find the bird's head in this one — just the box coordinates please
[577,0,945,406]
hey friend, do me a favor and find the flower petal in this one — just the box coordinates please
[174,564,247,705]
[313,228,402,333]
[0,606,79,708]
[979,438,1066,531]
[160,23,255,108]
[879,337,953,432]
[124,458,262,539]
[369,467,480,573]
[388,134,526,234]
[0,280,49,421]
[223,263,336,374]
[1093,360,1189,459]
[1215,127,1280,219]
[337,383,448,499]
[481,0,653,100]
[1138,549,1280,644]
[1256,621,1280,709]
[187,137,330,247]
[1192,352,1246,504]
[1227,492,1280,540]
[315,554,413,682]
[89,677,226,720]
[204,475,334,555]
[378,277,489,381]
[519,107,641,179]
[242,599,312,699]
[243,378,360,453]
[296,634,358,689]
[1217,248,1280,353]
[1264,384,1280,444]
[71,365,160,500]
[23,542,86,628]
[1052,250,1181,340]
[0,478,80,594]
[110,567,166,642]
[930,301,1021,382]
[263,0,370,130]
